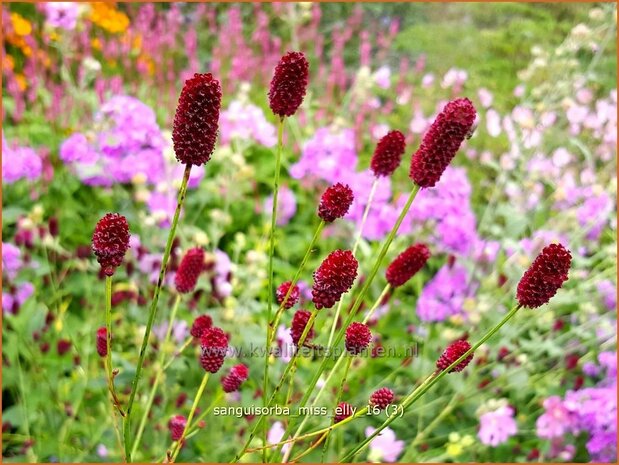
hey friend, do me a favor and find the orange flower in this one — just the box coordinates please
[15,74,27,91]
[89,2,129,34]
[11,13,32,36]
[3,55,15,71]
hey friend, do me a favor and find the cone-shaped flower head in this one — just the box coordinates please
[410,98,476,188]
[199,326,228,373]
[290,309,315,346]
[345,322,372,355]
[517,243,572,308]
[276,281,300,309]
[269,51,309,117]
[385,244,431,288]
[175,247,205,293]
[172,73,222,166]
[96,327,107,357]
[190,314,213,338]
[168,415,187,441]
[436,339,474,373]
[92,213,130,276]
[369,387,395,410]
[221,363,249,393]
[312,250,358,309]
[370,130,406,177]
[318,183,354,223]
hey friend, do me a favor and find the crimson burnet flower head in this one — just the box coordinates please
[436,339,474,373]
[269,51,309,118]
[386,244,431,288]
[318,183,354,223]
[290,309,315,346]
[175,247,205,294]
[57,339,71,356]
[371,130,406,177]
[516,243,572,308]
[92,213,130,276]
[334,402,354,423]
[200,326,228,373]
[312,250,358,309]
[96,327,108,357]
[172,73,222,166]
[190,314,213,338]
[409,98,477,188]
[369,387,395,410]
[230,363,249,381]
[221,363,249,393]
[276,281,300,309]
[168,415,187,441]
[345,322,372,355]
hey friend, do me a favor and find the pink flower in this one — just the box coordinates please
[477,88,494,108]
[364,427,404,462]
[478,406,518,446]
[267,421,290,455]
[536,396,575,439]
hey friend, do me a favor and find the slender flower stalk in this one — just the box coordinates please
[327,178,378,348]
[268,220,325,336]
[123,164,192,462]
[279,283,391,460]
[235,308,318,462]
[263,115,285,459]
[162,338,192,371]
[169,372,210,462]
[104,275,124,416]
[160,390,225,463]
[340,304,522,462]
[321,354,352,460]
[130,294,182,459]
[263,185,420,463]
[341,242,572,460]
[248,405,369,454]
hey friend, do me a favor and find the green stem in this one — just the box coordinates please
[235,308,318,462]
[251,406,369,453]
[284,360,298,409]
[162,337,192,371]
[104,276,124,416]
[263,220,325,411]
[268,220,325,333]
[130,294,182,459]
[123,163,192,462]
[185,390,225,436]
[327,178,378,348]
[170,372,210,463]
[340,304,523,462]
[273,186,420,461]
[321,355,353,461]
[263,115,285,462]
[281,283,391,460]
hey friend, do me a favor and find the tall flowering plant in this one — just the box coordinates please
[87,47,578,464]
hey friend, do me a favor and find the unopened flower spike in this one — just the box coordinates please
[318,183,354,223]
[410,98,477,188]
[172,73,222,166]
[269,51,309,118]
[517,243,572,308]
[92,213,130,276]
[175,247,205,294]
[200,326,228,373]
[312,250,358,309]
[371,130,406,177]
[386,244,431,288]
